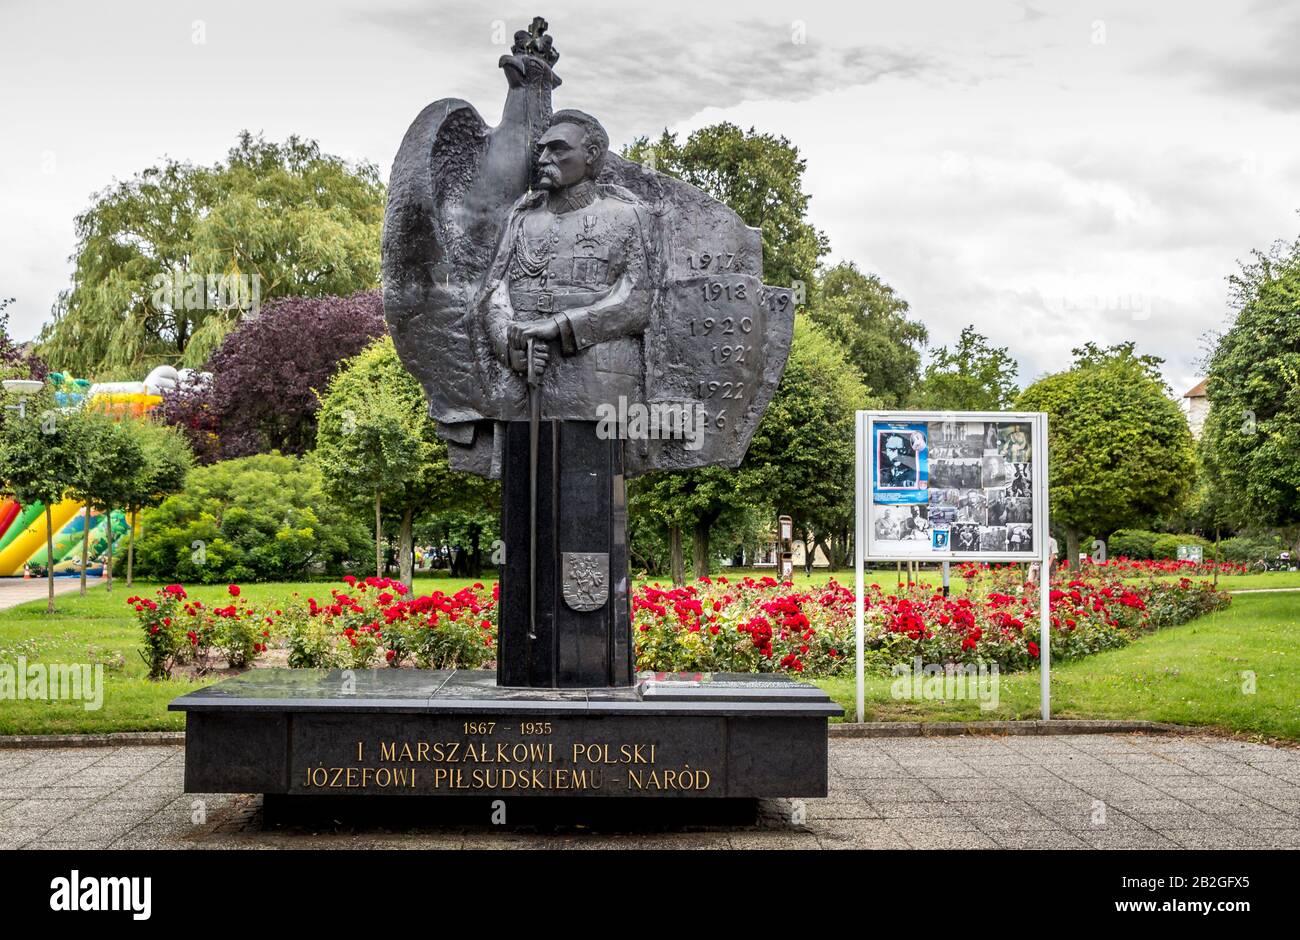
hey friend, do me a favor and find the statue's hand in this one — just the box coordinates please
[508,342,550,375]
[507,318,560,348]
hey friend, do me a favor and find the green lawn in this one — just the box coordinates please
[0,570,1297,738]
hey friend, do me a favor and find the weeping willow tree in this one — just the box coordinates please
[39,132,385,379]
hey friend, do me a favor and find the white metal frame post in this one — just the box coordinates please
[1038,413,1052,720]
[854,411,867,725]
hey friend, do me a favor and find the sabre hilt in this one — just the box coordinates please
[526,338,540,387]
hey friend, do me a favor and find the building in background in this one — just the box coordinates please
[1183,379,1209,439]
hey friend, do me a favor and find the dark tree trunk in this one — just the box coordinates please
[692,520,710,580]
[469,526,482,577]
[669,525,685,586]
[105,510,114,594]
[1065,526,1081,571]
[1214,525,1221,587]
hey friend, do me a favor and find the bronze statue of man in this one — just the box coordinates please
[477,109,655,420]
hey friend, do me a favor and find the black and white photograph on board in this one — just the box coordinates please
[930,505,958,526]
[952,522,980,553]
[1008,462,1032,497]
[928,421,985,459]
[931,458,981,489]
[929,486,961,507]
[980,525,1008,552]
[1007,522,1033,553]
[874,503,932,543]
[957,489,987,523]
[986,488,1008,526]
[981,453,1009,488]
[1005,496,1033,524]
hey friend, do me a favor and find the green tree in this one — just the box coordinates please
[121,419,193,587]
[805,262,927,405]
[65,411,146,594]
[1015,344,1195,568]
[315,337,495,589]
[0,395,80,611]
[629,466,763,585]
[622,123,832,579]
[911,325,1020,410]
[623,124,829,299]
[743,318,874,570]
[1200,232,1300,555]
[40,133,385,378]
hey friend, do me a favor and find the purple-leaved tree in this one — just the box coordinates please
[162,290,385,463]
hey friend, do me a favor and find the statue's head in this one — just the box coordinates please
[536,109,608,190]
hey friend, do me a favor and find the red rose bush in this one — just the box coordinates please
[630,566,1230,677]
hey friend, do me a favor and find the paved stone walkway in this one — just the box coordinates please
[1,734,1297,849]
[0,576,99,611]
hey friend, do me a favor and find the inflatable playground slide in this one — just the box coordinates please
[0,365,190,578]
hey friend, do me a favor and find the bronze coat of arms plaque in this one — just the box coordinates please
[561,551,608,611]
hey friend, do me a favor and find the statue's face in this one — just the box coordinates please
[537,123,593,190]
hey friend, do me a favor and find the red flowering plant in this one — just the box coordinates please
[632,575,851,675]
[1087,557,1247,578]
[130,583,269,678]
[632,566,1231,677]
[128,584,190,679]
[210,584,272,669]
[290,576,498,670]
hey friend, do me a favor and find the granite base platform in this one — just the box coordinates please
[169,670,842,801]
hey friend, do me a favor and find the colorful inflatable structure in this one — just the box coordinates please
[0,365,205,577]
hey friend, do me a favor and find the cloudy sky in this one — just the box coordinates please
[2,0,1297,397]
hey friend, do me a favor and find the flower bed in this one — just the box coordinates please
[282,575,498,670]
[132,565,1230,681]
[630,566,1230,678]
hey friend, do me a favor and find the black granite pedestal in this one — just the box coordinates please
[169,670,841,812]
[499,420,632,689]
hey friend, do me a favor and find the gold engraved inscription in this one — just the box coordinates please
[301,723,712,794]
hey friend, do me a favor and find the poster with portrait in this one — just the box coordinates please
[860,411,1047,562]
[872,422,928,505]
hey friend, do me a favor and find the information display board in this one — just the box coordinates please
[857,411,1049,563]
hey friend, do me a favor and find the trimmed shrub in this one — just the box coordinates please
[135,452,369,583]
[1218,533,1284,565]
[1107,529,1160,560]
